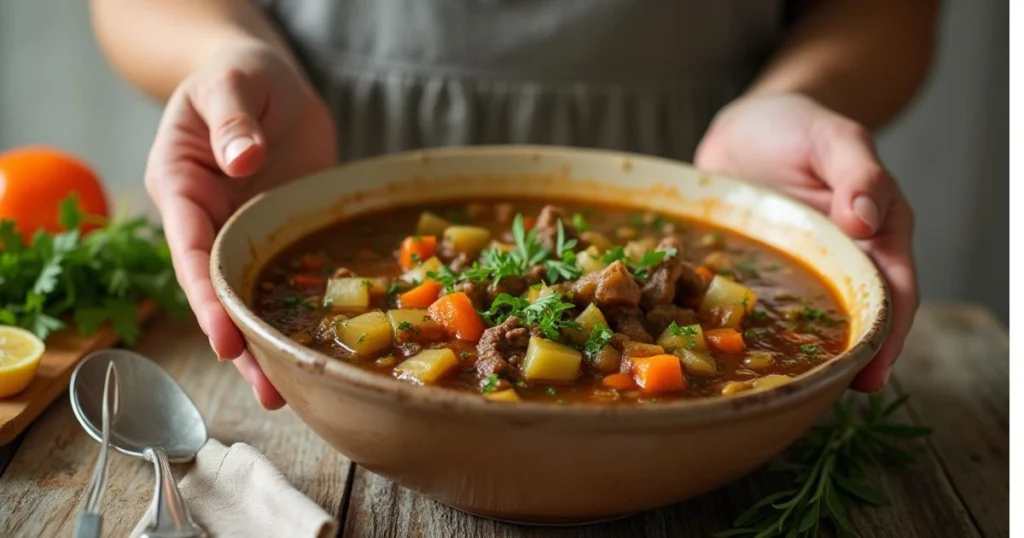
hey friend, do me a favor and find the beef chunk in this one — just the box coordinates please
[487,276,527,303]
[495,203,516,224]
[605,306,653,344]
[524,264,547,286]
[449,252,473,273]
[645,305,699,336]
[475,316,530,379]
[534,204,586,251]
[452,280,487,310]
[675,264,708,307]
[639,237,686,309]
[571,261,641,308]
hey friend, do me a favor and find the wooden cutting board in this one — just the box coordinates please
[0,303,157,445]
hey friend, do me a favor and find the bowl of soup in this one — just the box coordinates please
[211,145,889,524]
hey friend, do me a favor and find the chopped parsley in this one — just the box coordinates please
[283,294,300,307]
[409,252,421,264]
[356,333,367,344]
[482,291,581,340]
[386,281,402,302]
[482,374,500,393]
[396,321,418,335]
[750,309,769,322]
[794,306,845,325]
[426,265,462,292]
[734,259,759,279]
[572,212,590,232]
[668,321,698,337]
[546,387,557,396]
[582,322,613,357]
[744,329,758,341]
[544,220,582,283]
[800,344,820,356]
[459,350,472,361]
[601,245,678,280]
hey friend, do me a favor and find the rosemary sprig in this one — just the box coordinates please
[715,394,932,538]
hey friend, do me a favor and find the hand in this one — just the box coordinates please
[145,41,337,409]
[695,93,918,392]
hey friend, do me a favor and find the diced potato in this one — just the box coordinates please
[711,304,747,329]
[677,349,718,377]
[590,345,622,374]
[624,238,658,262]
[622,341,665,359]
[753,374,791,390]
[323,277,372,309]
[386,309,445,343]
[443,226,492,256]
[401,256,443,283]
[700,275,757,327]
[581,231,612,253]
[576,246,607,275]
[564,303,608,345]
[522,336,583,382]
[484,389,521,403]
[744,351,774,370]
[416,211,451,236]
[334,311,393,356]
[394,348,459,385]
[720,380,752,395]
[655,323,707,353]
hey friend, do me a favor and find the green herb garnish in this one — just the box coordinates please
[482,292,581,340]
[482,373,500,393]
[356,333,367,344]
[546,387,557,396]
[715,394,932,538]
[631,248,677,279]
[582,322,613,357]
[668,321,698,337]
[572,212,590,232]
[801,344,820,356]
[0,195,185,343]
[543,220,582,283]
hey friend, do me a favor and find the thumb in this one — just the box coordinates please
[812,120,897,240]
[191,70,268,178]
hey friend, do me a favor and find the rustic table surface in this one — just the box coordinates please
[0,303,1008,538]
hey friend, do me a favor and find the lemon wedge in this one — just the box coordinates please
[0,326,45,398]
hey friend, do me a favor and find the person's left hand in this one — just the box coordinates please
[694,93,918,392]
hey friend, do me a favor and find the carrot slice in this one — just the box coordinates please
[631,354,685,395]
[291,273,325,287]
[399,280,443,309]
[704,328,746,354]
[399,235,437,270]
[427,291,486,342]
[694,265,714,286]
[601,373,636,391]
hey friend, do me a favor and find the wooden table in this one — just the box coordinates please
[0,303,1008,537]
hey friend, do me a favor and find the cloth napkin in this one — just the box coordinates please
[130,439,337,538]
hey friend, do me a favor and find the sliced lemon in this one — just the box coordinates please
[0,326,46,398]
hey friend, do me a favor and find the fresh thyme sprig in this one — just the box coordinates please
[715,394,932,538]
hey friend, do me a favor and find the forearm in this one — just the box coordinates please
[747,0,940,129]
[90,0,296,101]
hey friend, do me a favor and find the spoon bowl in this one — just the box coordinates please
[71,349,207,461]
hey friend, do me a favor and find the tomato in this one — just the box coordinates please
[0,146,109,237]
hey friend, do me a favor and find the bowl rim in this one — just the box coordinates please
[210,144,891,427]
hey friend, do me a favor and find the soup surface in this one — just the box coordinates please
[253,200,849,404]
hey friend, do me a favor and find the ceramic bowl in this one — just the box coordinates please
[211,146,889,524]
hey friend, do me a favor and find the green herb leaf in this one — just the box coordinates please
[582,322,613,357]
[481,373,500,393]
[572,212,590,232]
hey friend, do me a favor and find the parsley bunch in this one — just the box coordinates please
[0,196,186,343]
[716,394,932,538]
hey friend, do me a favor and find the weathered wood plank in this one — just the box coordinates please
[341,303,1001,537]
[892,304,1009,538]
[0,316,353,538]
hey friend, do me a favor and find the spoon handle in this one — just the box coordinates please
[140,446,205,538]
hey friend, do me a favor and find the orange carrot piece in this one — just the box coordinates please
[602,373,637,391]
[631,354,685,395]
[427,291,486,342]
[399,235,437,270]
[704,328,746,354]
[522,216,536,230]
[291,273,325,287]
[694,265,714,285]
[399,280,443,309]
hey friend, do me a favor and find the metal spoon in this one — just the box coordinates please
[70,349,207,538]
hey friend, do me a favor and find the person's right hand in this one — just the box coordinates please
[145,41,337,409]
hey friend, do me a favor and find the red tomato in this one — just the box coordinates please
[0,146,109,237]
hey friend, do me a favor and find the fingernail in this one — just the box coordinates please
[209,336,226,361]
[224,136,254,166]
[852,195,881,233]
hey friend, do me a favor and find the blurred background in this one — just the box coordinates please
[0,0,1008,322]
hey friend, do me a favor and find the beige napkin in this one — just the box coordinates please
[130,439,337,538]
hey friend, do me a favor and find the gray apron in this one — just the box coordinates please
[257,1,786,162]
